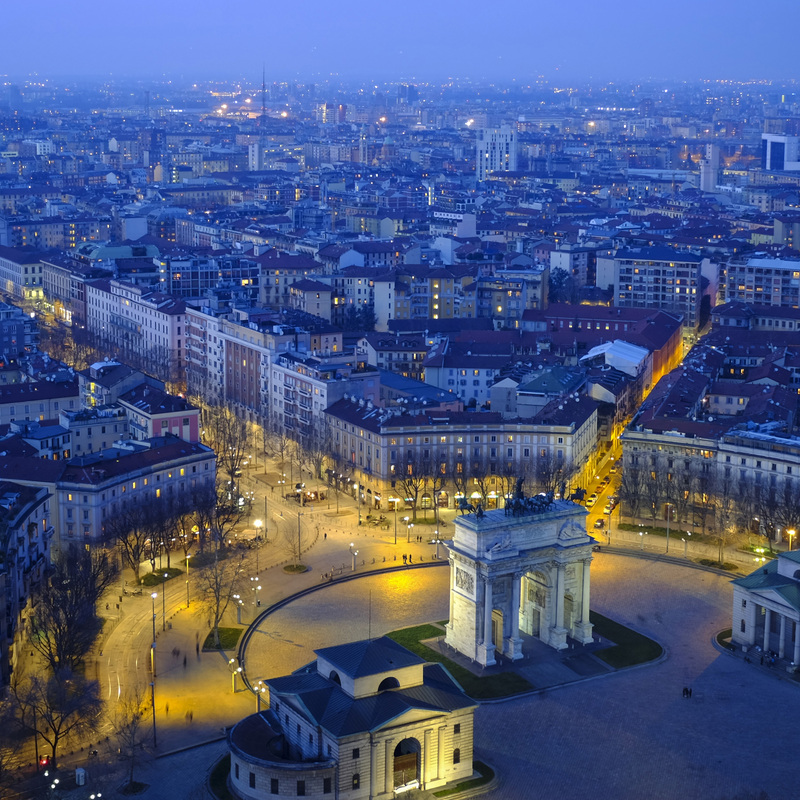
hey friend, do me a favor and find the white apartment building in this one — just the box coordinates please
[476,125,517,182]
[86,279,186,376]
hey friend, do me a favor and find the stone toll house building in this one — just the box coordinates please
[445,498,594,667]
[731,550,800,666]
[229,637,476,800]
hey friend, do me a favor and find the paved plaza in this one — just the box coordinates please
[31,485,798,800]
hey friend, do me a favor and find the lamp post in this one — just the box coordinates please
[150,592,157,678]
[254,519,262,575]
[185,554,191,609]
[406,518,413,544]
[393,499,398,545]
[434,531,441,559]
[255,681,267,712]
[788,529,796,551]
[150,680,157,748]
[250,576,261,607]
[229,659,242,693]
[161,573,168,631]
[350,542,358,572]
[233,594,242,624]
[264,497,268,540]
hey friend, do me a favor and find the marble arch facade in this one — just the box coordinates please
[445,500,595,667]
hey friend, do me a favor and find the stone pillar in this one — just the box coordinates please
[794,620,800,666]
[384,739,394,795]
[573,558,594,644]
[477,576,496,666]
[436,726,446,781]
[370,738,379,798]
[504,572,523,661]
[423,729,432,786]
[779,614,787,659]
[764,607,772,652]
[549,563,568,650]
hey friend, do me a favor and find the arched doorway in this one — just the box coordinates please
[393,738,421,790]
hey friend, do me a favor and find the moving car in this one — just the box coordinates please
[594,518,605,529]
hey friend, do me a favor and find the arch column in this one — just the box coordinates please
[477,576,496,666]
[548,562,568,650]
[573,558,594,644]
[504,572,523,661]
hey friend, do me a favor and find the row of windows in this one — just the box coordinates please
[235,764,331,796]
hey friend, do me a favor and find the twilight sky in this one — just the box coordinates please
[2,0,797,83]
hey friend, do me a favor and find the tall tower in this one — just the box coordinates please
[358,125,368,165]
[476,125,517,181]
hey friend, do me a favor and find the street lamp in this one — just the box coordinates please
[161,574,168,630]
[392,498,399,544]
[251,576,261,606]
[185,554,191,609]
[229,659,242,693]
[254,519,262,575]
[406,518,413,544]
[788,529,796,551]
[350,542,358,572]
[255,680,267,712]
[434,531,441,559]
[233,594,242,624]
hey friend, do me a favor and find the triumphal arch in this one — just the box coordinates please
[444,489,595,667]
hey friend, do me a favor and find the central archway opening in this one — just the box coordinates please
[393,737,421,790]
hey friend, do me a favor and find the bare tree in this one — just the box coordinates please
[533,451,576,497]
[204,405,250,490]
[12,670,102,767]
[618,455,648,520]
[196,546,246,649]
[29,547,117,675]
[279,512,313,567]
[265,414,296,487]
[107,504,152,584]
[672,458,697,525]
[111,688,152,791]
[396,451,428,521]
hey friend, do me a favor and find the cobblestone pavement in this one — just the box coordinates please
[478,555,796,800]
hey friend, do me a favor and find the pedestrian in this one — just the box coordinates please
[688,688,692,699]
[760,655,764,665]
[183,655,187,668]
[324,532,327,540]
[165,702,169,717]
[196,642,200,657]
[403,554,407,563]
[409,554,413,563]
[189,710,193,723]
[106,603,109,610]
[682,687,687,698]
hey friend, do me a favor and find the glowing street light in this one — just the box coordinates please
[788,529,796,551]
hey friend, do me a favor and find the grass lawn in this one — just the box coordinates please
[139,566,183,586]
[590,611,663,668]
[432,761,495,797]
[283,563,307,573]
[209,754,235,800]
[697,558,739,572]
[386,624,533,699]
[203,627,243,651]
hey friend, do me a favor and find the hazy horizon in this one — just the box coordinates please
[1,0,798,84]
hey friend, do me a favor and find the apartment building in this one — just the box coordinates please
[0,245,43,303]
[723,256,800,308]
[0,482,53,685]
[596,246,706,331]
[85,279,186,376]
[325,396,597,513]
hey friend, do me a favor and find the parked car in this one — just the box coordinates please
[594,518,605,529]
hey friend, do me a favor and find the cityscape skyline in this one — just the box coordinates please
[2,0,800,82]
